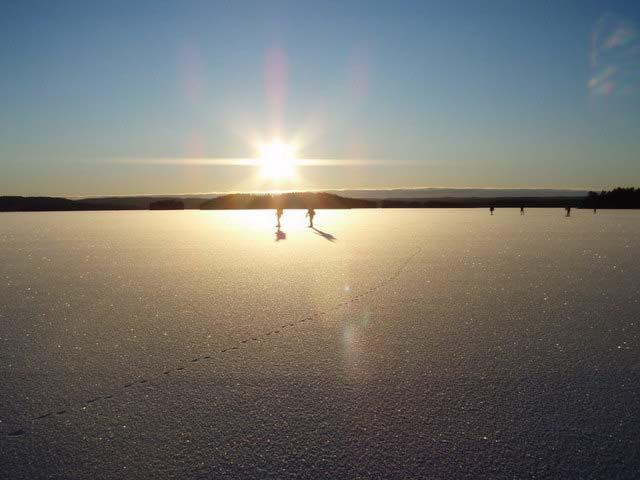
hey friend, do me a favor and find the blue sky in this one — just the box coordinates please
[1,0,639,196]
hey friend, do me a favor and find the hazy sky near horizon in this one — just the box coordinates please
[1,0,640,196]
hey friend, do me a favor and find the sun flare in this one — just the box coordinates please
[258,142,296,179]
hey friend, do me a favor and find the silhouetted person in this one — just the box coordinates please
[520,206,525,215]
[593,207,597,214]
[489,206,495,215]
[276,208,283,228]
[306,208,316,228]
[565,206,571,217]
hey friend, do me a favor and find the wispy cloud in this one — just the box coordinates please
[109,157,414,167]
[605,26,637,50]
[589,14,639,97]
[588,65,617,96]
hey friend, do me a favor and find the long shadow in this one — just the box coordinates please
[275,228,287,241]
[312,227,336,242]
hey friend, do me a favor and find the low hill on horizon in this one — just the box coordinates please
[200,192,373,209]
[328,188,589,199]
[72,187,590,203]
[2,188,639,211]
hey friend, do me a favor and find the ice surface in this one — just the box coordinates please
[1,209,639,479]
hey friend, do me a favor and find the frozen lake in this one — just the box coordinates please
[1,209,639,479]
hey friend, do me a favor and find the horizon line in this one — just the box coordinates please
[0,186,609,200]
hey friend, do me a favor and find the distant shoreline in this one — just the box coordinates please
[1,189,639,211]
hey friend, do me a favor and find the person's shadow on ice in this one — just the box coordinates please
[312,227,336,242]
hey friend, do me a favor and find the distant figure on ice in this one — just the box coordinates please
[276,208,284,228]
[593,207,597,214]
[565,206,571,217]
[305,208,316,228]
[520,206,525,215]
[489,206,495,215]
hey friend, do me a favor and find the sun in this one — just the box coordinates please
[258,142,296,179]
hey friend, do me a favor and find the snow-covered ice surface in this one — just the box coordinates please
[1,209,639,479]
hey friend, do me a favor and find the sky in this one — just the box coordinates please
[1,0,639,196]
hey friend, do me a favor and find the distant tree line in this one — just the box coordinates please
[2,188,640,211]
[582,188,640,209]
[149,200,184,210]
